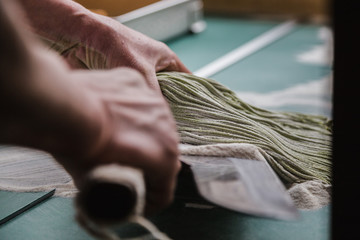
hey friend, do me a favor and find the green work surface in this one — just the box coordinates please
[0,197,94,240]
[0,196,330,240]
[0,16,331,240]
[167,17,278,73]
[167,17,331,93]
[0,191,49,225]
[211,25,331,93]
[167,16,332,117]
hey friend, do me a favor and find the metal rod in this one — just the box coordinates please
[0,189,55,225]
[194,20,297,78]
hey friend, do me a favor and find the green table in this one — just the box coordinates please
[0,16,332,240]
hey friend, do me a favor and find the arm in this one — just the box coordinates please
[0,0,104,157]
[0,0,180,214]
[17,0,190,91]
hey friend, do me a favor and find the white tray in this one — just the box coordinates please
[114,0,206,41]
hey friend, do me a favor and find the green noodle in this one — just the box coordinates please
[157,72,332,184]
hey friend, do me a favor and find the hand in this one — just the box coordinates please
[63,67,181,214]
[2,0,181,214]
[2,46,181,214]
[17,0,191,91]
[62,15,191,92]
[97,21,191,92]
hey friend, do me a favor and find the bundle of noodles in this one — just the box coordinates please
[157,72,332,185]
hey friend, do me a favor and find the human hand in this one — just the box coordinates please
[2,0,181,214]
[17,0,190,91]
[101,22,191,92]
[61,67,181,214]
[62,15,191,92]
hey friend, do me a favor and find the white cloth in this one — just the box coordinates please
[0,144,331,210]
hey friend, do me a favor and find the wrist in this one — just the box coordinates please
[0,0,112,179]
[1,46,110,162]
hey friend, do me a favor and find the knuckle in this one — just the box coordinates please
[157,41,169,50]
[158,42,175,57]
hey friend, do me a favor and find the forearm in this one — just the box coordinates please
[17,0,190,92]
[4,51,107,158]
[0,61,106,160]
[0,1,106,159]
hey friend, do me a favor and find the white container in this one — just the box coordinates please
[114,0,206,41]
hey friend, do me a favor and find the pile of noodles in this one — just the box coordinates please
[157,72,332,184]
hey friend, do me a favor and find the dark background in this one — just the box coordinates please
[332,1,360,240]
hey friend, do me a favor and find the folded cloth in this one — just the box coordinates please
[0,145,76,197]
[180,143,331,210]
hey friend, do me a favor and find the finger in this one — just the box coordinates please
[144,159,181,215]
[156,54,191,74]
[172,55,192,73]
[144,176,178,216]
